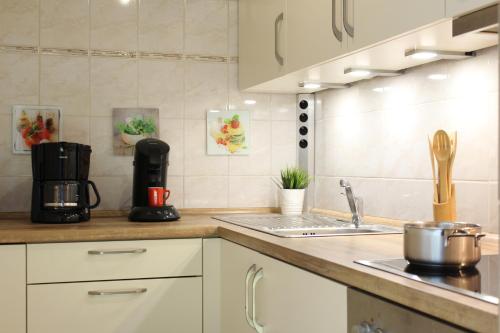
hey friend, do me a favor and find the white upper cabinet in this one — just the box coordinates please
[446,0,498,17]
[286,0,347,73]
[239,0,287,89]
[348,0,446,51]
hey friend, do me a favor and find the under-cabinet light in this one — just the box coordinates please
[298,82,349,90]
[405,49,476,60]
[427,74,448,81]
[344,68,403,78]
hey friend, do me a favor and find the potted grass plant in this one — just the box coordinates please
[277,167,311,216]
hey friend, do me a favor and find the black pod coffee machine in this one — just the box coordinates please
[31,142,101,223]
[129,138,180,222]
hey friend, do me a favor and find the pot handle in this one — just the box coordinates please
[447,231,486,247]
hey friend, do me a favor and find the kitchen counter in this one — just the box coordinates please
[0,210,497,333]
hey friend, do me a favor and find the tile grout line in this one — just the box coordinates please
[37,0,41,106]
[226,0,231,208]
[88,0,92,144]
[182,0,187,209]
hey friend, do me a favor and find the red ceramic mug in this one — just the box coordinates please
[148,187,171,207]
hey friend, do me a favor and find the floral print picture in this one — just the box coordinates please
[113,108,159,156]
[207,110,250,155]
[12,105,61,154]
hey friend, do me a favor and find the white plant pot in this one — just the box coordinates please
[121,133,145,146]
[279,189,305,216]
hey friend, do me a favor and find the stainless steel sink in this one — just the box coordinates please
[212,214,402,238]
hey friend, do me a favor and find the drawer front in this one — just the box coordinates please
[28,277,202,333]
[28,239,202,283]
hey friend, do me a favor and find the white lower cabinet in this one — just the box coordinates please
[28,277,202,333]
[220,240,348,333]
[0,245,26,333]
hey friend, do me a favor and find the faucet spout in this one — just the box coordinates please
[339,179,362,228]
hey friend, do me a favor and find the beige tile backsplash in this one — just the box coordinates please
[40,0,90,49]
[1,0,495,230]
[315,46,499,232]
[0,0,295,212]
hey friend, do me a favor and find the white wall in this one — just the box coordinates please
[315,46,498,233]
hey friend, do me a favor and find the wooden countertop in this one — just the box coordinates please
[0,210,497,333]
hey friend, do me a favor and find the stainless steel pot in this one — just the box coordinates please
[404,222,486,269]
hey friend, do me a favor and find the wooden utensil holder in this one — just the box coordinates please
[433,184,456,222]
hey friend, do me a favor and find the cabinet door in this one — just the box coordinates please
[239,0,287,90]
[28,277,202,333]
[287,0,347,73]
[220,240,262,333]
[256,253,348,333]
[220,240,348,333]
[348,0,445,51]
[0,245,26,333]
[446,0,498,17]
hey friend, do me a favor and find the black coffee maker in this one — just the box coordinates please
[31,142,101,223]
[129,138,180,222]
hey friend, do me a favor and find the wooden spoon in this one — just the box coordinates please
[447,131,457,195]
[433,130,451,203]
[428,136,438,203]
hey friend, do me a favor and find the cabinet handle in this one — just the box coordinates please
[245,264,257,329]
[274,12,284,66]
[342,0,354,37]
[88,288,147,296]
[332,0,342,42]
[88,248,147,255]
[252,268,264,333]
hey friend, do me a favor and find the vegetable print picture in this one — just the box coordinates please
[12,105,61,154]
[113,108,159,156]
[207,110,250,155]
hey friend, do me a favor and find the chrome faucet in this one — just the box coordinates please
[340,179,363,228]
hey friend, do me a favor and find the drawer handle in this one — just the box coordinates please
[88,248,147,255]
[88,288,147,296]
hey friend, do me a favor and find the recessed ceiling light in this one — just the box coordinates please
[428,74,448,80]
[119,0,131,5]
[244,99,257,105]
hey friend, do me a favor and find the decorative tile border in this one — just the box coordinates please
[0,44,239,63]
[0,45,37,54]
[91,49,137,58]
[40,48,88,56]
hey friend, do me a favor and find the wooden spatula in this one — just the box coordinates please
[447,131,457,195]
[433,130,451,203]
[428,136,438,203]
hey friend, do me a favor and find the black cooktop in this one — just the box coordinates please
[356,255,498,304]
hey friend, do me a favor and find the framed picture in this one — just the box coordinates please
[113,108,160,156]
[207,110,250,155]
[12,105,62,154]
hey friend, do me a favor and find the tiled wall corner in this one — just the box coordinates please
[315,46,499,233]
